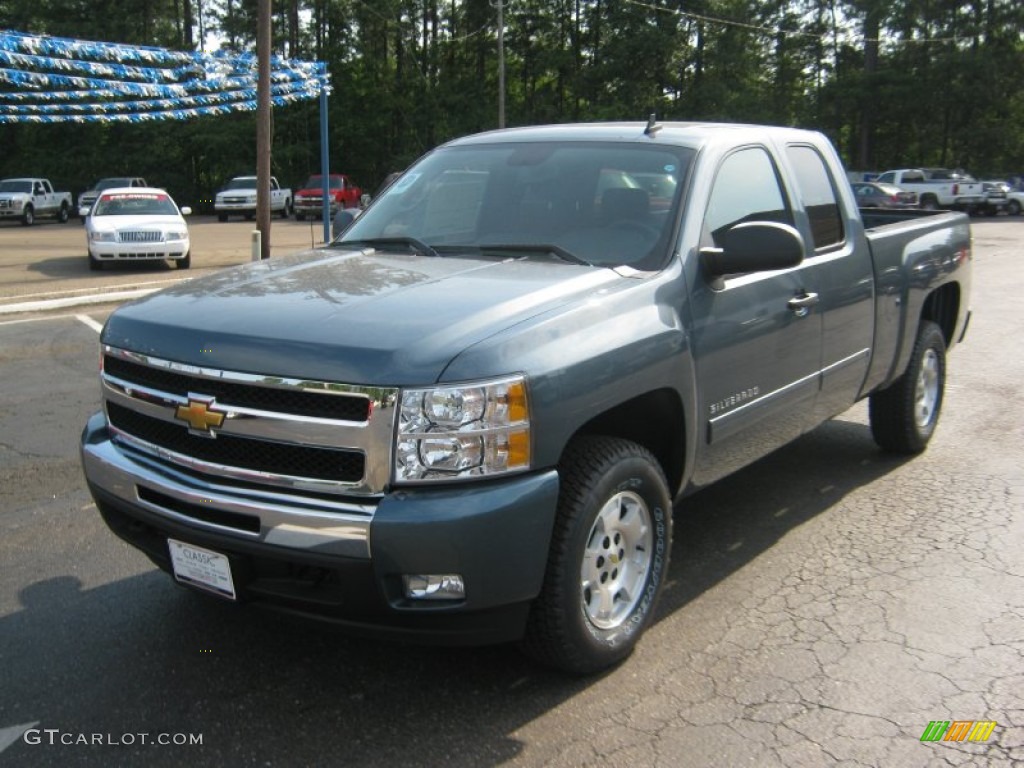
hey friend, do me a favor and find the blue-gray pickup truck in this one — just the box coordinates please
[81,121,972,674]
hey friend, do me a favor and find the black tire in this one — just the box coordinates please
[22,205,34,226]
[919,195,938,211]
[173,251,191,270]
[88,252,103,271]
[869,321,946,454]
[1008,199,1021,216]
[217,213,228,222]
[280,200,291,218]
[522,435,672,675]
[57,203,69,223]
[295,212,306,221]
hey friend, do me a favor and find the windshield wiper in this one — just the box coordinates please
[435,243,592,267]
[335,237,439,259]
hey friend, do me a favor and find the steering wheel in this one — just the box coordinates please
[607,219,660,239]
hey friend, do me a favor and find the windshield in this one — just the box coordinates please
[340,141,694,270]
[224,178,257,191]
[303,176,343,189]
[0,181,32,194]
[95,178,133,191]
[93,192,178,217]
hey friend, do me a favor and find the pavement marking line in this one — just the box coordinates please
[75,314,104,334]
[0,312,98,327]
[0,287,160,315]
[9,276,187,303]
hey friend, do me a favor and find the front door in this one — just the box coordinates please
[687,145,823,486]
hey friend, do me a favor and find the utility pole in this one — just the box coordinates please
[256,0,272,259]
[493,0,505,128]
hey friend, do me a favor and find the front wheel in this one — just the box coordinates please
[217,213,227,222]
[522,436,672,675]
[173,251,191,270]
[1008,199,1022,216]
[21,205,34,226]
[869,321,946,454]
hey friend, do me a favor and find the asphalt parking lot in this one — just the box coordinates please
[0,215,329,310]
[0,217,1021,766]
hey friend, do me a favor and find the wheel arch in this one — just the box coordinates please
[568,387,687,498]
[921,281,960,347]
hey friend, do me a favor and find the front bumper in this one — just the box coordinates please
[89,240,189,261]
[81,412,560,644]
[215,201,256,214]
[294,199,338,214]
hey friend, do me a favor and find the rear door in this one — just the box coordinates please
[782,143,874,424]
[688,145,824,486]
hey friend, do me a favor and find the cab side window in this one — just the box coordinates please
[702,147,791,248]
[786,145,844,251]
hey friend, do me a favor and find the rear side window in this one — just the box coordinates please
[702,147,792,248]
[786,145,844,250]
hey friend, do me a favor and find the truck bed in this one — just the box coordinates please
[860,207,971,393]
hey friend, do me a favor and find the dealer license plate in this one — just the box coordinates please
[168,539,236,600]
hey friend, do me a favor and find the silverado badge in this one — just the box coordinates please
[175,398,225,436]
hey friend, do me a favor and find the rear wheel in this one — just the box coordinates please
[57,203,69,223]
[869,321,946,454]
[919,195,938,211]
[1008,199,1022,216]
[522,436,672,675]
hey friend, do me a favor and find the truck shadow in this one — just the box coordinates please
[657,414,909,616]
[0,417,908,767]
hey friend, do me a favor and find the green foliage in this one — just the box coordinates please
[3,0,1024,201]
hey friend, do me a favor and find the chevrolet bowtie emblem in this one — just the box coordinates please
[175,399,225,434]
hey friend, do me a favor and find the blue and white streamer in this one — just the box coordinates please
[0,29,329,124]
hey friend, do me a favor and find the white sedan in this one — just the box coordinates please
[82,187,192,271]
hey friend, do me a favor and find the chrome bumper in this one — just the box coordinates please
[81,412,374,559]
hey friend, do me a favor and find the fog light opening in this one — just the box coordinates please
[403,574,466,601]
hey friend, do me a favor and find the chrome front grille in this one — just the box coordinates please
[119,230,163,243]
[101,346,398,496]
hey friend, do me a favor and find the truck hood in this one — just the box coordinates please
[102,246,624,385]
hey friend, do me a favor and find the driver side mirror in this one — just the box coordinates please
[700,221,805,279]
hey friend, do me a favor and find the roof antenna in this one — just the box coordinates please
[644,113,662,137]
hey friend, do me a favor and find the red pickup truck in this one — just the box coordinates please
[293,173,362,220]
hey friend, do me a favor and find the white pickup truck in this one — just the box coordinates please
[214,175,292,221]
[0,178,73,225]
[875,168,986,212]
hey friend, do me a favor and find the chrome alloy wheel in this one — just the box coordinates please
[915,348,941,428]
[581,490,654,630]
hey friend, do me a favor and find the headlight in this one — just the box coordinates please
[89,231,117,242]
[166,230,188,241]
[395,375,530,483]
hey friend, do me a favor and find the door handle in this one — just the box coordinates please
[787,291,819,317]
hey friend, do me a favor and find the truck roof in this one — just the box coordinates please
[446,121,828,151]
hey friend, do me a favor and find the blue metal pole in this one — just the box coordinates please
[319,74,330,243]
